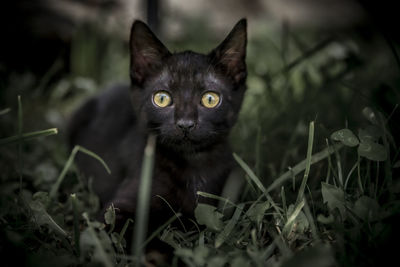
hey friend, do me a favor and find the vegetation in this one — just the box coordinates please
[0,17,399,266]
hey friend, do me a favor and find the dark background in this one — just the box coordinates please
[0,1,399,266]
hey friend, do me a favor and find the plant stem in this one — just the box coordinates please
[132,134,156,262]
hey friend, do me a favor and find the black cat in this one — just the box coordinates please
[68,19,247,232]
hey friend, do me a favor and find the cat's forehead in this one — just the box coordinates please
[154,51,227,90]
[166,52,210,76]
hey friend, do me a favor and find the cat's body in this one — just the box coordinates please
[69,84,233,226]
[68,19,247,231]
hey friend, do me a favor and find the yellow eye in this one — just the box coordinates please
[201,92,220,108]
[153,91,172,107]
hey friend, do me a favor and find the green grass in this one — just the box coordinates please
[0,17,399,267]
[1,94,397,266]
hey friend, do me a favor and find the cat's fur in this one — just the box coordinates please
[68,19,247,231]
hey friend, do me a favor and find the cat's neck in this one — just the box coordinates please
[155,137,233,193]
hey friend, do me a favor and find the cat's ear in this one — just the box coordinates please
[210,19,247,83]
[130,20,171,84]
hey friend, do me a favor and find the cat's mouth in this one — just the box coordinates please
[177,132,198,145]
[153,124,222,152]
[157,132,212,153]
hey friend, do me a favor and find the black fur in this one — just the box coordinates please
[68,19,247,231]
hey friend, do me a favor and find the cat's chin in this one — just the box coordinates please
[157,135,216,154]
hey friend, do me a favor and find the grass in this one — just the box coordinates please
[132,134,156,263]
[0,17,399,267]
[1,94,397,267]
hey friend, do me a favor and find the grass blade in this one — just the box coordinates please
[215,203,244,248]
[77,146,111,174]
[282,198,304,235]
[295,121,314,205]
[70,193,80,256]
[255,126,262,176]
[325,139,333,184]
[156,194,187,232]
[303,199,319,241]
[18,96,23,191]
[18,95,23,136]
[272,37,334,78]
[119,218,134,244]
[344,160,359,190]
[233,153,268,194]
[0,107,11,116]
[0,128,58,146]
[333,145,344,187]
[281,186,287,219]
[266,143,343,193]
[132,134,156,260]
[197,191,237,208]
[357,155,365,195]
[233,153,282,217]
[220,168,245,211]
[49,145,110,200]
[268,228,292,259]
[141,213,182,249]
[29,200,68,237]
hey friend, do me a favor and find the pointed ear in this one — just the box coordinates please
[130,20,171,84]
[210,19,247,83]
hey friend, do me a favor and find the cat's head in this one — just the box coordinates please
[129,19,247,152]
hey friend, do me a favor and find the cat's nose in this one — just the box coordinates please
[176,119,195,132]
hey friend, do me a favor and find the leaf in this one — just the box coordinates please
[93,231,116,264]
[246,201,270,225]
[174,248,193,258]
[393,160,400,168]
[104,204,116,233]
[160,229,180,249]
[357,141,387,161]
[81,213,114,267]
[331,129,359,147]
[358,125,382,143]
[321,182,346,218]
[192,246,209,266]
[32,191,51,207]
[317,214,334,224]
[353,196,380,221]
[194,203,223,232]
[27,249,77,267]
[208,256,227,267]
[281,244,335,267]
[362,107,378,125]
[29,200,68,237]
[175,248,196,267]
[231,256,252,267]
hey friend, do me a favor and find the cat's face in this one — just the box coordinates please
[129,19,247,152]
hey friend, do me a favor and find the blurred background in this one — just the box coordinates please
[1,0,399,179]
[1,1,400,266]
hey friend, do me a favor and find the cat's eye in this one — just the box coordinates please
[153,91,172,107]
[201,92,220,108]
